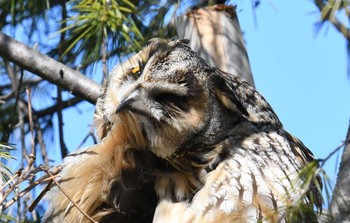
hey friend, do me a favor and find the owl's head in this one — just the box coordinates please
[95,39,280,162]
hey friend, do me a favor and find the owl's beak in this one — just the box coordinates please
[115,98,134,114]
[115,87,142,114]
[115,90,149,117]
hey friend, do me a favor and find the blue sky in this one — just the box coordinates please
[55,0,350,191]
[238,0,350,183]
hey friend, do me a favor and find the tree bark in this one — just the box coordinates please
[175,5,255,86]
[0,32,100,104]
[329,123,350,222]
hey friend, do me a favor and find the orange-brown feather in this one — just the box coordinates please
[44,112,150,222]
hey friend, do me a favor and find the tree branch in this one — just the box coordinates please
[314,0,350,40]
[7,97,84,128]
[0,32,101,104]
[0,78,43,92]
[28,97,84,121]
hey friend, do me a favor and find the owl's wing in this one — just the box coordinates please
[154,69,321,223]
[284,131,323,210]
[154,131,309,222]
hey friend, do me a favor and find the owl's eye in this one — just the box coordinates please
[130,66,142,79]
[154,93,189,112]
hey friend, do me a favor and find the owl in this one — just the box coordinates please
[43,39,321,222]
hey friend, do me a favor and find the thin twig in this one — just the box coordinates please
[0,157,35,206]
[26,192,38,221]
[57,86,68,158]
[26,87,35,156]
[28,180,53,212]
[77,124,97,148]
[34,120,50,167]
[0,91,14,101]
[4,166,62,209]
[24,87,37,197]
[0,172,20,192]
[319,141,346,168]
[44,168,98,223]
[0,91,36,207]
[16,187,21,223]
[101,27,108,80]
[2,60,24,143]
[0,78,42,92]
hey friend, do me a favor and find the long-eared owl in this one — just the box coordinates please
[43,39,321,223]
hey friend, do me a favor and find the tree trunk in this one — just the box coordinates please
[329,123,350,222]
[175,5,255,86]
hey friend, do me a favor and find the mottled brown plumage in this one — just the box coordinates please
[44,39,321,222]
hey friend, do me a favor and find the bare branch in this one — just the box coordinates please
[26,87,35,156]
[32,97,84,119]
[0,78,43,92]
[77,125,97,149]
[0,32,101,104]
[4,166,62,209]
[34,120,50,167]
[57,86,68,159]
[28,180,53,212]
